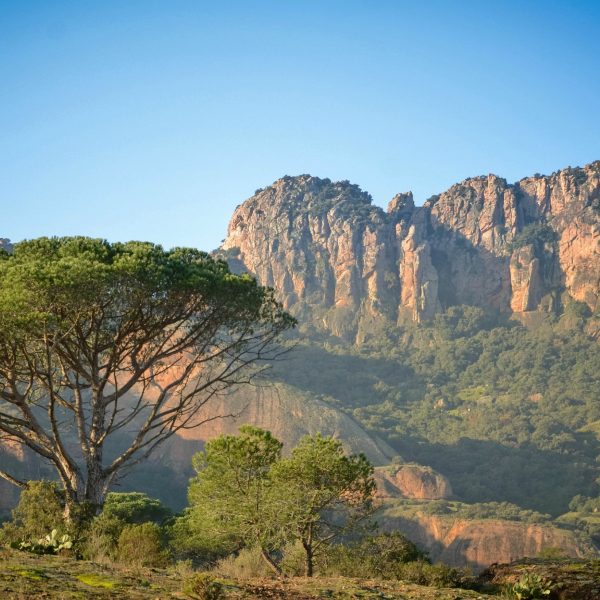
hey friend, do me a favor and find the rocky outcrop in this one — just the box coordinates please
[157,382,395,469]
[481,559,600,600]
[381,512,587,572]
[221,162,600,339]
[374,465,452,500]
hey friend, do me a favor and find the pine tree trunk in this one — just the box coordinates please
[303,541,314,577]
[260,548,283,576]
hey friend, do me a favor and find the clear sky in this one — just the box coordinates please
[2,1,599,251]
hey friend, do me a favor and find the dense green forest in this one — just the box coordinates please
[270,306,600,517]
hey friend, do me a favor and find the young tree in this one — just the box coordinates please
[271,434,376,576]
[0,237,294,513]
[184,425,285,574]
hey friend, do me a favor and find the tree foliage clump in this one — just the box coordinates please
[322,532,427,579]
[183,426,284,572]
[102,492,171,525]
[0,480,64,545]
[117,522,170,567]
[179,427,376,576]
[270,434,375,576]
[0,237,294,511]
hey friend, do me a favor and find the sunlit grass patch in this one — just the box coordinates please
[76,572,120,588]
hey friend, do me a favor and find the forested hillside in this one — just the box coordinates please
[270,306,600,517]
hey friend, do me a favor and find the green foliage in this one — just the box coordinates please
[102,492,171,525]
[183,572,225,600]
[322,533,427,579]
[81,513,126,561]
[508,223,558,252]
[270,433,376,575]
[14,529,73,555]
[0,237,294,509]
[538,546,569,560]
[398,561,465,588]
[183,425,284,562]
[569,495,600,513]
[214,546,273,579]
[438,501,551,524]
[433,305,498,339]
[116,522,170,568]
[564,298,592,320]
[0,481,65,545]
[270,307,600,516]
[183,428,375,577]
[507,573,554,599]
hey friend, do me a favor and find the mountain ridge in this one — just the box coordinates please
[220,161,599,341]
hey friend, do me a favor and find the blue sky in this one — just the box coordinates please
[2,0,599,250]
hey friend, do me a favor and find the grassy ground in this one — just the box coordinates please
[0,548,499,599]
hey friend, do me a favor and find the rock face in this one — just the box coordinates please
[152,382,395,481]
[381,513,587,572]
[221,162,600,339]
[374,465,453,500]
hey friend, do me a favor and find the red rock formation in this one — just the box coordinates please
[382,513,586,572]
[221,162,600,339]
[374,465,453,500]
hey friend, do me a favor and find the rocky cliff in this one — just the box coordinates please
[221,162,600,339]
[380,511,587,572]
[374,465,453,500]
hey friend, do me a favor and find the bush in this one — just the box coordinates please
[280,541,307,577]
[397,560,465,587]
[168,511,233,562]
[0,481,65,546]
[102,492,171,525]
[183,572,224,600]
[508,223,558,252]
[82,513,126,562]
[322,533,427,579]
[506,573,554,599]
[213,546,272,580]
[116,522,170,568]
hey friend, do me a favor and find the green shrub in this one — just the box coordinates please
[397,560,465,587]
[508,223,558,252]
[116,522,170,567]
[82,513,126,561]
[321,533,428,579]
[183,572,225,600]
[214,546,272,580]
[0,481,65,546]
[280,541,307,577]
[102,492,171,525]
[538,546,569,560]
[506,573,554,599]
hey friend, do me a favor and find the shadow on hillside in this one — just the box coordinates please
[394,434,599,516]
[269,343,422,409]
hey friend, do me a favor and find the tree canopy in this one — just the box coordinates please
[182,427,375,576]
[0,237,294,511]
[271,434,375,576]
[185,425,285,573]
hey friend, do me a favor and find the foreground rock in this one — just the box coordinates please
[480,558,600,600]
